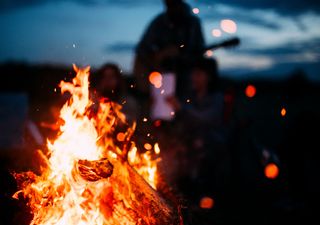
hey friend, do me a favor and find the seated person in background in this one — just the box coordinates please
[167,58,225,141]
[90,63,138,123]
[167,58,230,201]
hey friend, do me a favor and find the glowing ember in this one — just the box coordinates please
[154,143,160,155]
[199,196,214,209]
[220,19,237,34]
[281,107,286,117]
[245,84,256,98]
[264,163,279,179]
[13,65,177,225]
[144,143,152,151]
[154,120,161,127]
[116,132,125,142]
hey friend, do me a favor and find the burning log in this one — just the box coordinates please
[107,159,180,225]
[75,157,180,224]
[77,158,113,182]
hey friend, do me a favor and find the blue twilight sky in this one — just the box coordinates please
[0,0,320,80]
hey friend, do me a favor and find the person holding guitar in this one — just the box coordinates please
[134,0,240,99]
[134,0,205,98]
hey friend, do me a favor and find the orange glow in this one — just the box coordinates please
[281,108,286,117]
[220,19,237,33]
[211,29,222,37]
[116,132,125,142]
[200,196,214,209]
[154,120,161,127]
[154,143,160,154]
[192,7,200,14]
[13,65,161,224]
[128,144,159,189]
[206,50,213,57]
[245,85,256,98]
[144,143,152,151]
[265,163,279,179]
[149,71,162,88]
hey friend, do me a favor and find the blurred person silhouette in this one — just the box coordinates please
[91,63,138,123]
[167,57,231,203]
[134,0,205,97]
[39,93,72,140]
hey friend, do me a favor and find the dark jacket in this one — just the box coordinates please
[136,3,204,59]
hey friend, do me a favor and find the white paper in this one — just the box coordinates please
[150,73,176,121]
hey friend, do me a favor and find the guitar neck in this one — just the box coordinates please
[203,44,221,52]
[202,37,240,53]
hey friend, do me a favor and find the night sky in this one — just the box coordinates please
[1,0,320,80]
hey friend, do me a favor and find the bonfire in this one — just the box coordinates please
[13,65,181,225]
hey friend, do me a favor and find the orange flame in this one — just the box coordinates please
[13,65,161,225]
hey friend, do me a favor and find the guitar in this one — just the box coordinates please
[133,37,240,94]
[205,37,240,51]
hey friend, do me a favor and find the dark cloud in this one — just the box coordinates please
[206,0,320,15]
[76,0,157,7]
[1,0,319,17]
[240,38,320,56]
[104,42,134,53]
[222,59,320,81]
[0,0,44,11]
[252,61,320,81]
[0,0,157,11]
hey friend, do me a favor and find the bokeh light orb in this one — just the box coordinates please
[149,71,162,88]
[281,108,287,117]
[211,29,222,37]
[192,7,200,14]
[220,19,237,33]
[144,143,152,151]
[245,85,256,98]
[116,132,125,142]
[200,196,214,209]
[205,50,213,57]
[264,163,279,179]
